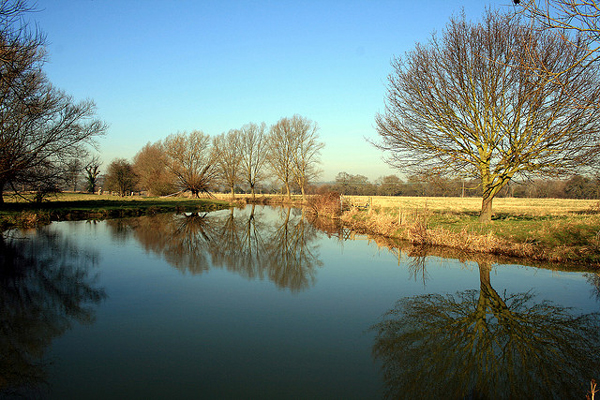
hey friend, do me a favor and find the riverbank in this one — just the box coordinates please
[211,193,306,207]
[4,192,600,268]
[0,193,231,230]
[334,196,600,268]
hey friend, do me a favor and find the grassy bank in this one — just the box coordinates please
[336,196,600,268]
[211,193,306,206]
[0,193,231,229]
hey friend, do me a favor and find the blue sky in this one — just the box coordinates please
[30,0,503,182]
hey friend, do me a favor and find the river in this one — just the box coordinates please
[1,205,599,399]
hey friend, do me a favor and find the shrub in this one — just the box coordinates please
[307,191,342,217]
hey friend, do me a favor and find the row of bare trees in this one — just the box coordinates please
[102,114,324,199]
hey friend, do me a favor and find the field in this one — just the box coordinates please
[341,195,599,216]
[333,196,600,268]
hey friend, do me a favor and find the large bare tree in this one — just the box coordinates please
[267,115,323,200]
[267,118,296,199]
[374,9,600,222]
[239,122,267,200]
[0,0,106,204]
[162,131,217,197]
[213,129,242,199]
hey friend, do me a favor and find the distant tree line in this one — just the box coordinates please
[97,114,324,199]
[316,172,600,200]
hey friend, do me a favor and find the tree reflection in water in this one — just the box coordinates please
[585,272,600,301]
[109,206,322,292]
[0,228,106,398]
[371,252,600,399]
[262,207,322,292]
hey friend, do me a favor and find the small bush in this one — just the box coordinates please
[308,192,342,217]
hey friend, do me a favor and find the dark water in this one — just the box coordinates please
[1,205,599,399]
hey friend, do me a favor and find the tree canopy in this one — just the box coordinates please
[267,115,323,199]
[104,158,137,196]
[516,0,600,75]
[162,131,217,197]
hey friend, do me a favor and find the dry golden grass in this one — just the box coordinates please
[341,195,599,216]
[338,196,600,267]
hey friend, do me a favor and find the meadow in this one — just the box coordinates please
[336,195,600,267]
[341,195,600,215]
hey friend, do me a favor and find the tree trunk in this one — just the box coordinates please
[478,261,510,316]
[230,186,235,200]
[250,183,256,200]
[479,194,493,223]
[479,261,492,288]
[0,180,4,205]
[285,183,291,199]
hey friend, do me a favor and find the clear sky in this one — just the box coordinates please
[29,0,506,182]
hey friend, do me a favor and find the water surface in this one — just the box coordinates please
[2,205,599,399]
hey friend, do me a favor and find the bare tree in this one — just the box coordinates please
[0,0,45,101]
[239,122,268,200]
[267,115,323,200]
[133,142,176,196]
[162,131,217,197]
[63,158,83,192]
[377,175,404,196]
[213,129,242,199]
[374,9,600,222]
[267,118,296,199]
[104,158,137,197]
[290,115,323,200]
[0,0,106,204]
[84,156,101,194]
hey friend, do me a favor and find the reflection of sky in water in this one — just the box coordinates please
[7,206,597,399]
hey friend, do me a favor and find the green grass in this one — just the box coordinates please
[346,200,600,266]
[0,192,232,229]
[434,214,600,248]
[373,202,600,248]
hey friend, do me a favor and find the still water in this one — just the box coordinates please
[2,205,600,399]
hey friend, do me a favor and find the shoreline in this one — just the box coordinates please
[335,207,600,269]
[0,195,231,230]
[3,193,600,269]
